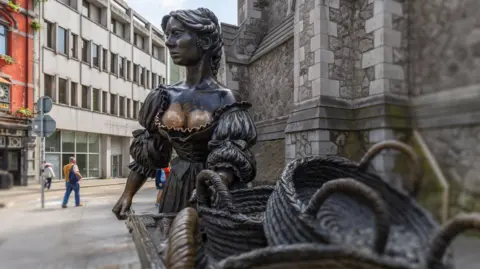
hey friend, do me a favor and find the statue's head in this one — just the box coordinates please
[161,8,223,78]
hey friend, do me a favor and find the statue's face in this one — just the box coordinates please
[165,17,203,66]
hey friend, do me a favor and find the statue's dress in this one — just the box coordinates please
[127,84,257,213]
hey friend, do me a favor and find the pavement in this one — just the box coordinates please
[0,179,157,269]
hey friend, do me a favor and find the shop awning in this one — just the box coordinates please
[0,77,11,85]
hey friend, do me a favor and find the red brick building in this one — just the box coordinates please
[0,0,36,186]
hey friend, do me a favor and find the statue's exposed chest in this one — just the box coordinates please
[161,89,224,130]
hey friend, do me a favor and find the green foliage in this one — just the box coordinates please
[31,20,41,31]
[0,55,15,64]
[8,1,20,12]
[15,107,34,118]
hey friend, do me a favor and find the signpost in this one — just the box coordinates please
[32,96,55,209]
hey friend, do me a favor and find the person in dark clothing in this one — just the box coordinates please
[112,8,257,220]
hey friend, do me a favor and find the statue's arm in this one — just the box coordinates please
[206,97,257,189]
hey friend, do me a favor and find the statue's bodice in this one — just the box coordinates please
[161,86,229,131]
[154,83,238,162]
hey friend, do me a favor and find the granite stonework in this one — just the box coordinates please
[411,0,480,96]
[251,139,286,183]
[222,0,480,215]
[409,0,480,215]
[247,39,294,122]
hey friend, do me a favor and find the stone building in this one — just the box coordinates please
[219,0,480,218]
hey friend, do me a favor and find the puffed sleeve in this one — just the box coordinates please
[206,102,257,183]
[127,86,172,178]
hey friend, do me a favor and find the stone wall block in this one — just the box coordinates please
[365,12,393,33]
[374,28,402,48]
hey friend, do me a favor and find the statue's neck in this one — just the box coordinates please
[184,56,212,87]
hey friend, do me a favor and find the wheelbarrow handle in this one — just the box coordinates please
[302,178,391,255]
[427,213,480,267]
[166,207,199,269]
[358,140,424,197]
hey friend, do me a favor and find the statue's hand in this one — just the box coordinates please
[112,192,133,220]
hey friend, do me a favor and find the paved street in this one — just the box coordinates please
[0,179,158,269]
[0,179,479,268]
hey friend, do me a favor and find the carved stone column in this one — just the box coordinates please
[285,0,412,191]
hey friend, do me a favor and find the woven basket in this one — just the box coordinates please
[209,244,413,269]
[425,213,480,269]
[298,178,390,254]
[264,140,440,266]
[195,170,274,262]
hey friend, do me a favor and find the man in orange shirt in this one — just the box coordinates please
[62,157,83,208]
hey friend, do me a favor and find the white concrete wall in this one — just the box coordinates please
[50,104,141,136]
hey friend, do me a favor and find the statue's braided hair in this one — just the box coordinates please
[161,8,223,78]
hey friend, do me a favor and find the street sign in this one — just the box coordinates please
[32,114,56,137]
[37,96,53,114]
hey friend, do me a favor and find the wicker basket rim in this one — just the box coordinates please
[279,155,439,229]
[215,243,413,269]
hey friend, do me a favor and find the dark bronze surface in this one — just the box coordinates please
[113,7,256,218]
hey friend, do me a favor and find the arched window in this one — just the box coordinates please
[0,23,7,55]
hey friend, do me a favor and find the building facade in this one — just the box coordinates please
[36,0,167,180]
[0,0,37,186]
[221,0,480,218]
[167,55,186,84]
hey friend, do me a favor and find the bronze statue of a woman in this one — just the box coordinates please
[112,8,257,219]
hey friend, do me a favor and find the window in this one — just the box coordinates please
[126,61,131,80]
[119,96,125,117]
[110,94,117,115]
[0,24,7,55]
[57,26,67,54]
[140,67,145,86]
[82,0,89,17]
[133,101,138,119]
[58,78,68,104]
[146,70,150,88]
[81,85,89,109]
[70,33,78,58]
[59,0,76,9]
[102,91,107,113]
[110,53,117,74]
[111,19,125,38]
[102,48,108,71]
[70,82,77,106]
[81,39,89,62]
[134,33,144,50]
[46,21,54,49]
[152,45,165,62]
[44,74,55,101]
[92,88,100,111]
[151,73,156,88]
[119,56,124,78]
[92,43,99,67]
[162,77,166,84]
[133,64,139,83]
[127,99,131,118]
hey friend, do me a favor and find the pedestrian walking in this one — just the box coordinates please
[155,164,171,207]
[61,157,83,208]
[155,168,166,207]
[42,161,55,190]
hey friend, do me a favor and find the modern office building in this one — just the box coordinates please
[36,0,167,180]
[167,55,185,84]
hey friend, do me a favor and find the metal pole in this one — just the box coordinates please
[40,102,44,209]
